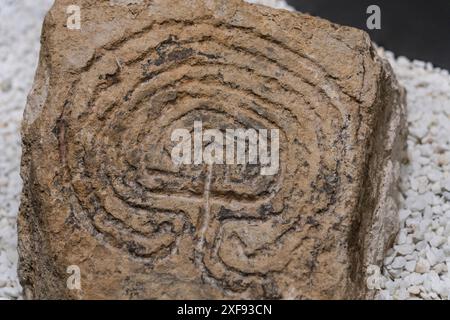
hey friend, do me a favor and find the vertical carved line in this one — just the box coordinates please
[195,165,214,281]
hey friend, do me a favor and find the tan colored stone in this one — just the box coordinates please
[18,0,407,299]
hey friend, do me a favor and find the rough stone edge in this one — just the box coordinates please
[357,46,408,299]
[18,7,56,300]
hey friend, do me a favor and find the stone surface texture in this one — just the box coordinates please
[19,0,407,299]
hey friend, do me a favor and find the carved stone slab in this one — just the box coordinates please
[19,0,407,299]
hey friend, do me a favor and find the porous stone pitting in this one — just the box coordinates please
[18,0,406,299]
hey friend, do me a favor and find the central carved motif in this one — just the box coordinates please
[62,21,346,292]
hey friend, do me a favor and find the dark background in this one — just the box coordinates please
[286,0,450,70]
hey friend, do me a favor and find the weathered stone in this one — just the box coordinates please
[18,0,407,299]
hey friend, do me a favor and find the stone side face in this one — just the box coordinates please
[18,0,407,299]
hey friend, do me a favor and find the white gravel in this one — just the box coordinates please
[1,0,449,300]
[376,50,450,300]
[246,0,295,11]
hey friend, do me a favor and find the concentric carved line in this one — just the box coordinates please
[60,17,350,292]
[74,20,356,120]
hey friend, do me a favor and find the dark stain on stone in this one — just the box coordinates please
[198,51,221,60]
[258,203,274,216]
[306,216,320,228]
[218,206,234,221]
[167,48,195,63]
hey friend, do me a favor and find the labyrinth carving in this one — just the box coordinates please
[60,15,353,292]
[19,0,408,300]
[18,0,416,299]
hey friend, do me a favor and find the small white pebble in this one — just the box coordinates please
[408,286,421,295]
[391,257,407,269]
[405,260,417,272]
[415,258,431,274]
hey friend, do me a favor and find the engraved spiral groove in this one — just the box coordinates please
[60,19,351,291]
